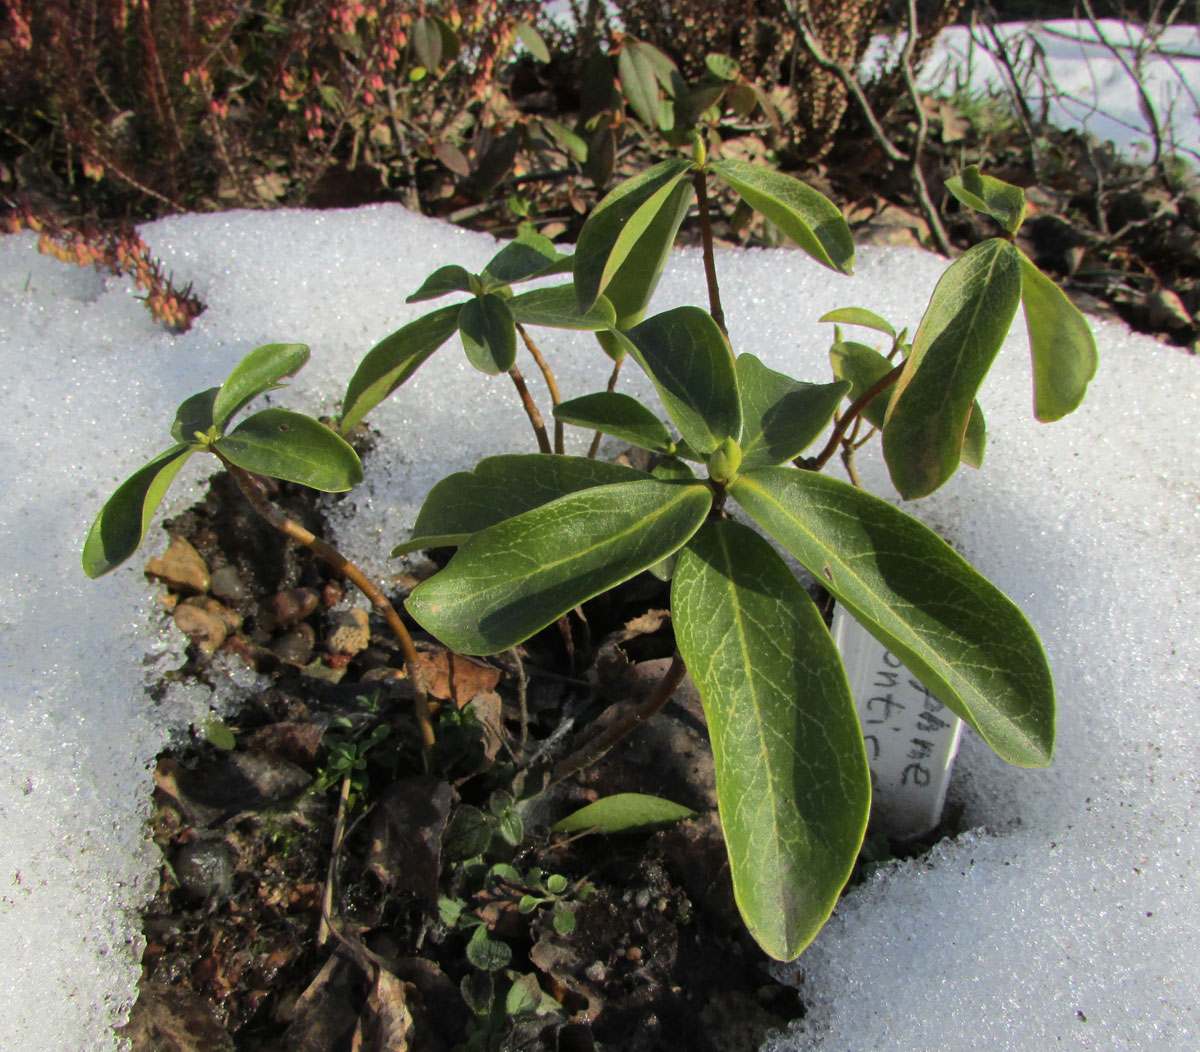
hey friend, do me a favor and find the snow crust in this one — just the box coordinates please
[1,200,1196,1052]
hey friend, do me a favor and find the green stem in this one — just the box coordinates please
[693,169,727,336]
[217,454,437,770]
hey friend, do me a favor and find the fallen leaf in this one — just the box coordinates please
[117,981,234,1052]
[413,650,500,707]
[366,776,453,903]
[351,969,415,1052]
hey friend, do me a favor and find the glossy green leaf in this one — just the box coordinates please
[883,238,1020,498]
[709,159,854,274]
[482,228,568,287]
[829,340,985,465]
[212,343,309,429]
[395,454,647,556]
[406,479,711,654]
[1018,250,1098,422]
[406,264,474,303]
[818,306,895,339]
[945,164,1026,235]
[509,284,616,331]
[553,393,674,454]
[466,926,511,971]
[829,340,895,429]
[515,19,550,62]
[602,175,693,329]
[551,793,697,834]
[961,403,986,469]
[459,294,517,375]
[618,40,664,127]
[574,158,692,315]
[170,387,218,443]
[340,304,462,433]
[616,306,740,455]
[542,118,588,163]
[705,53,739,81]
[673,519,868,960]
[216,409,363,491]
[735,353,848,469]
[82,444,195,578]
[729,468,1055,767]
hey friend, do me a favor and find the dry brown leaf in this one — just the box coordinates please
[366,776,453,903]
[413,650,500,707]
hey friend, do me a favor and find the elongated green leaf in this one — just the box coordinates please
[212,343,309,429]
[818,306,895,339]
[618,40,663,128]
[830,341,985,465]
[1018,250,1098,422]
[709,159,854,274]
[396,454,647,556]
[553,392,674,454]
[340,304,462,433]
[705,53,739,81]
[406,479,711,654]
[961,403,986,469]
[673,519,869,960]
[515,20,550,63]
[412,15,443,69]
[216,409,362,491]
[406,265,474,303]
[945,165,1026,235]
[459,294,517,374]
[729,468,1055,767]
[883,238,1020,498]
[735,353,848,469]
[82,444,195,578]
[171,387,218,443]
[601,175,693,328]
[574,158,692,314]
[542,118,588,163]
[616,306,740,455]
[509,284,616,331]
[829,340,894,429]
[482,229,568,287]
[551,793,697,834]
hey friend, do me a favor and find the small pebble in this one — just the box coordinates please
[262,587,319,632]
[209,565,246,602]
[173,597,242,655]
[174,839,235,900]
[145,535,210,594]
[327,607,370,655]
[273,623,315,665]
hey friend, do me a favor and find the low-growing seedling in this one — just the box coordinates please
[88,142,1096,966]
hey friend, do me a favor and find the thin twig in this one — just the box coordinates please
[799,363,904,472]
[508,646,530,757]
[694,169,727,335]
[587,358,624,458]
[217,455,436,769]
[316,773,352,947]
[549,651,687,787]
[901,0,953,256]
[508,365,552,454]
[790,5,908,164]
[517,323,565,454]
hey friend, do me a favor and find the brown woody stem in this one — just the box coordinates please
[508,364,552,454]
[587,358,624,459]
[217,455,436,769]
[799,363,904,472]
[694,169,727,336]
[549,651,687,786]
[517,323,564,454]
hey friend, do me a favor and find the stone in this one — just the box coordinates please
[145,535,210,594]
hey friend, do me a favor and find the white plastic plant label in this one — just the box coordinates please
[831,605,964,840]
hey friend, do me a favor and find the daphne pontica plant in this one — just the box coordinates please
[87,148,1096,961]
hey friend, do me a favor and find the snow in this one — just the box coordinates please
[1,18,1198,1052]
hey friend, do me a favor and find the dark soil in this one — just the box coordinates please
[119,465,827,1052]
